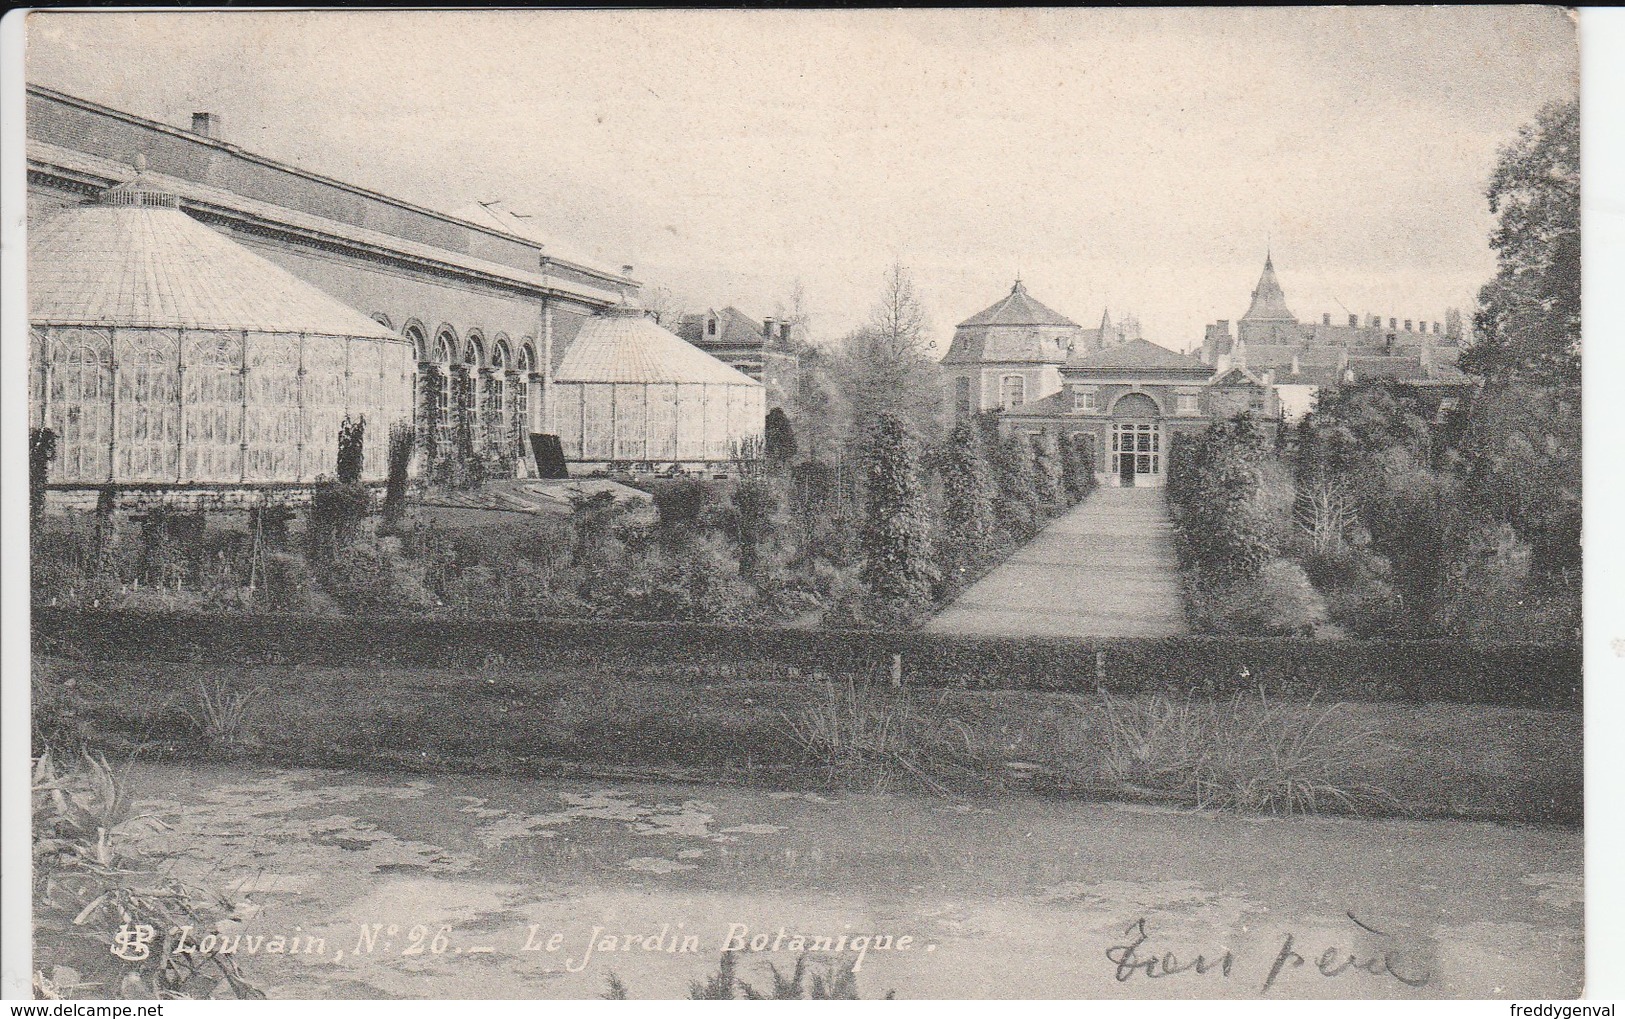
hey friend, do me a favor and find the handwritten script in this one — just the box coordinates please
[1105,913,1432,994]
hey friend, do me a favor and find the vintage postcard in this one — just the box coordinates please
[4,5,1600,1005]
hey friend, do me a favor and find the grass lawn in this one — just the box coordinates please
[32,655,1581,826]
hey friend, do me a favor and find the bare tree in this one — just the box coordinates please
[866,259,930,363]
[835,260,943,444]
[642,285,688,329]
[774,278,814,352]
[1295,479,1359,555]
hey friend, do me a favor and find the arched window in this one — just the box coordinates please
[433,329,457,451]
[371,312,394,331]
[513,341,536,460]
[458,333,484,449]
[486,336,512,463]
[404,323,428,363]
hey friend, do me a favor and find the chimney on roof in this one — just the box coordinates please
[1348,314,1359,328]
[763,316,776,339]
[1404,319,1413,332]
[1323,313,1331,326]
[191,112,222,139]
[621,265,634,277]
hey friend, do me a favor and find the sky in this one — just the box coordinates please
[26,8,1578,352]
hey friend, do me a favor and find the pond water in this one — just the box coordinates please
[78,763,1582,999]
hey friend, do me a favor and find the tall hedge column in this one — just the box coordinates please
[861,412,937,607]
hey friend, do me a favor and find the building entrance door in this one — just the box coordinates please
[1111,402,1162,487]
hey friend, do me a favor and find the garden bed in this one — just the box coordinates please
[32,653,1582,826]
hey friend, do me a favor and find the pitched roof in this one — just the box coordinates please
[1240,253,1296,323]
[1068,338,1212,373]
[555,305,762,386]
[957,280,1079,329]
[1209,366,1266,387]
[678,307,769,350]
[29,181,399,338]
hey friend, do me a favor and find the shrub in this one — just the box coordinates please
[1030,429,1063,507]
[652,478,707,531]
[336,415,365,484]
[184,678,262,753]
[30,427,58,525]
[1059,432,1096,504]
[1167,416,1277,587]
[729,476,780,576]
[383,422,415,524]
[1097,689,1396,815]
[991,430,1040,541]
[306,481,370,563]
[932,419,998,595]
[1186,559,1329,637]
[783,678,984,794]
[32,753,263,999]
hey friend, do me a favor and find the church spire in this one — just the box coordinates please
[1240,251,1295,324]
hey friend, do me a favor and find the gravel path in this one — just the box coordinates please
[927,487,1187,637]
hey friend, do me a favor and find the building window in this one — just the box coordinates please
[954,376,973,418]
[1249,394,1266,414]
[707,318,717,337]
[1000,375,1026,410]
[1073,388,1097,412]
[1177,392,1199,414]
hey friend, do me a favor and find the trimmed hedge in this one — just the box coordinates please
[32,609,1580,709]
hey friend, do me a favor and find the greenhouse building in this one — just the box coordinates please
[550,304,765,470]
[28,172,415,511]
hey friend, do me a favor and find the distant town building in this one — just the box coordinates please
[1200,253,1474,421]
[676,306,803,411]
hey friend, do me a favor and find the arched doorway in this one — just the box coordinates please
[1110,392,1162,487]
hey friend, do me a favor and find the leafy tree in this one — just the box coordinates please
[764,407,798,465]
[1455,384,1580,577]
[859,413,937,605]
[1459,98,1579,387]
